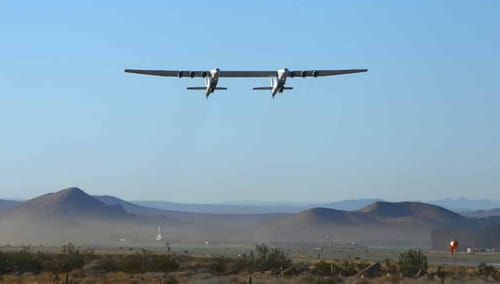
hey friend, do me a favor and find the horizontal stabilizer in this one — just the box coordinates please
[187,87,206,90]
[253,87,272,90]
[214,87,227,90]
[283,87,293,90]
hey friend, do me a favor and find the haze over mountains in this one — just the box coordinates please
[427,198,500,212]
[0,200,20,213]
[0,187,486,248]
[134,198,383,214]
[3,193,500,215]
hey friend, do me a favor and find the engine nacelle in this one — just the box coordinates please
[201,71,208,78]
[189,71,196,78]
[301,71,307,78]
[177,71,184,78]
[289,71,296,78]
[312,71,319,78]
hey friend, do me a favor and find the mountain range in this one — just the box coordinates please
[132,198,384,214]
[0,187,485,248]
[3,195,500,215]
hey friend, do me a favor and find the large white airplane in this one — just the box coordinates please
[124,68,367,98]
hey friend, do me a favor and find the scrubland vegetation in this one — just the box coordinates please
[0,244,498,283]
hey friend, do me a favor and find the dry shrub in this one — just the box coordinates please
[398,249,428,277]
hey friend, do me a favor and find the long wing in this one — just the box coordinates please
[288,69,368,77]
[124,69,204,77]
[124,69,276,78]
[220,69,368,77]
[124,69,368,78]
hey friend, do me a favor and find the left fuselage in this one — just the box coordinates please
[271,68,288,97]
[205,68,220,96]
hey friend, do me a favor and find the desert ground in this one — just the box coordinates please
[0,244,499,283]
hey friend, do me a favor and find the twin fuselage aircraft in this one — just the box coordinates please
[124,68,367,98]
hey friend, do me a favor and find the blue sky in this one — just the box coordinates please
[0,1,499,202]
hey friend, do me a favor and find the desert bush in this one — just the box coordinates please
[94,253,179,273]
[43,254,84,273]
[478,262,497,278]
[398,249,428,277]
[228,254,251,273]
[208,256,230,274]
[61,243,77,254]
[0,250,42,274]
[227,244,292,273]
[41,243,84,273]
[95,255,118,272]
[253,243,292,271]
[313,259,365,277]
[313,260,337,276]
[337,259,357,277]
[150,255,180,272]
[381,258,398,274]
[0,252,8,274]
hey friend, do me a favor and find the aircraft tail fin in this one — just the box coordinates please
[253,87,272,90]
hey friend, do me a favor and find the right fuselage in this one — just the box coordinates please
[272,68,288,97]
[205,68,220,97]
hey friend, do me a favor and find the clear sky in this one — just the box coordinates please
[1,1,499,202]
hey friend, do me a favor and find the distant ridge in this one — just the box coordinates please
[358,201,464,224]
[429,198,500,211]
[461,208,500,218]
[93,195,172,217]
[3,187,128,220]
[134,200,306,214]
[277,201,465,227]
[0,199,21,212]
[133,198,382,214]
[290,207,376,225]
[319,198,383,211]
[256,201,467,246]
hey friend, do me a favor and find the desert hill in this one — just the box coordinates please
[254,201,467,247]
[3,187,129,220]
[270,201,464,229]
[0,188,170,245]
[283,207,376,226]
[358,201,464,224]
